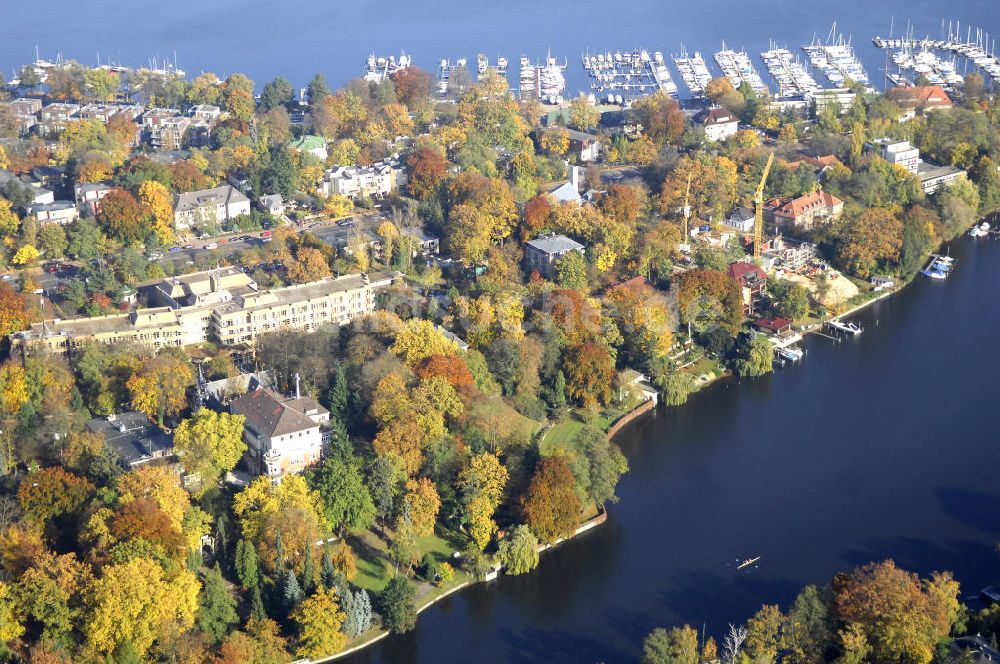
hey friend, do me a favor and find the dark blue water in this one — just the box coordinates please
[3,0,998,95]
[348,235,1000,664]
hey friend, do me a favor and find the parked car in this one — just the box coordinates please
[168,247,182,253]
[205,242,218,250]
[260,231,271,238]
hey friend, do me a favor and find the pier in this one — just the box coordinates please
[714,44,768,95]
[761,46,821,98]
[672,49,713,97]
[582,49,678,101]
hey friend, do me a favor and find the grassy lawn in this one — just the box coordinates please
[466,396,543,442]
[542,409,617,455]
[347,523,470,595]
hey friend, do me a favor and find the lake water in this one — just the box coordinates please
[3,0,998,96]
[343,235,1000,663]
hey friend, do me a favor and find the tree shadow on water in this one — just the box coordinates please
[935,487,1000,537]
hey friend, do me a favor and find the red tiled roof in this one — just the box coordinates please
[887,86,953,110]
[771,191,843,219]
[696,107,739,126]
[755,316,792,332]
[727,261,766,286]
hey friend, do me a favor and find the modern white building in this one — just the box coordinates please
[174,184,251,230]
[318,159,407,200]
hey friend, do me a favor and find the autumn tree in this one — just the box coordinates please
[137,180,174,245]
[539,127,570,156]
[391,66,433,110]
[458,452,509,550]
[287,247,331,284]
[223,73,256,122]
[835,207,903,278]
[564,342,615,408]
[97,188,148,245]
[0,283,30,338]
[632,92,686,145]
[833,560,957,664]
[403,477,441,537]
[522,456,581,544]
[127,354,194,426]
[522,194,552,240]
[232,475,328,573]
[292,586,346,658]
[173,409,247,493]
[642,625,699,664]
[389,318,460,366]
[85,557,199,657]
[414,354,475,396]
[17,467,94,524]
[673,268,743,335]
[406,147,448,200]
[567,96,600,131]
[659,154,739,221]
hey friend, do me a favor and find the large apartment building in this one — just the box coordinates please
[174,185,251,230]
[317,158,407,200]
[10,269,394,355]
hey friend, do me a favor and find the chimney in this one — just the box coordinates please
[294,373,301,400]
[570,165,581,191]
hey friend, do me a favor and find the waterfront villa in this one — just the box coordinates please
[728,261,767,315]
[765,191,844,229]
[318,158,407,200]
[230,385,329,480]
[886,85,953,122]
[694,106,739,142]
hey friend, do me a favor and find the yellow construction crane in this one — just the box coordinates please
[754,152,775,263]
[682,172,692,247]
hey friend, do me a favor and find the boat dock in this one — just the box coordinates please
[802,23,872,89]
[874,23,1000,80]
[672,49,713,97]
[714,44,768,95]
[364,52,411,84]
[761,46,821,97]
[476,54,509,81]
[582,49,678,101]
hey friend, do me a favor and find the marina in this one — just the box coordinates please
[802,23,872,89]
[476,54,509,81]
[581,49,678,101]
[436,57,468,96]
[760,45,822,98]
[921,253,957,279]
[874,23,1000,80]
[363,52,411,84]
[517,52,567,103]
[891,47,964,90]
[714,44,768,95]
[672,48,714,97]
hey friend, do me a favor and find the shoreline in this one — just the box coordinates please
[299,232,981,663]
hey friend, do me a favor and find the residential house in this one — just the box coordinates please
[886,85,953,121]
[258,194,284,216]
[524,232,585,278]
[725,207,755,233]
[401,227,440,256]
[598,109,641,136]
[0,98,41,134]
[75,181,113,215]
[78,103,143,123]
[151,116,192,151]
[809,88,857,115]
[547,165,583,204]
[728,261,767,315]
[318,158,406,200]
[786,154,843,179]
[86,411,175,469]
[27,200,78,224]
[0,170,54,205]
[37,102,80,137]
[174,184,251,230]
[694,106,739,142]
[754,316,793,336]
[190,104,222,122]
[290,135,328,161]
[916,161,967,194]
[765,191,844,229]
[563,128,602,162]
[230,385,330,479]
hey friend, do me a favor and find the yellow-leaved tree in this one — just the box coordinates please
[85,557,199,656]
[403,478,441,537]
[172,409,247,494]
[292,586,347,658]
[389,319,459,366]
[126,354,194,427]
[138,180,175,245]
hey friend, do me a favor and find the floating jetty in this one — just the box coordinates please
[891,48,964,90]
[803,22,871,89]
[364,52,411,84]
[518,52,567,103]
[761,45,821,98]
[436,57,468,95]
[921,253,956,279]
[582,49,678,101]
[714,43,768,95]
[476,54,509,82]
[672,49,714,97]
[875,23,1000,80]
